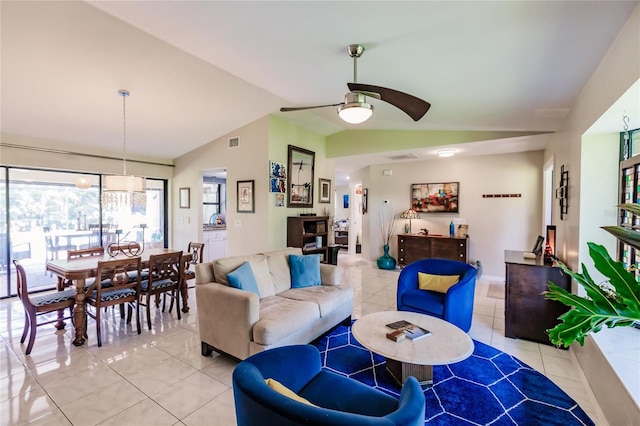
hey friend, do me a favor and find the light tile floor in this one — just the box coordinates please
[0,253,608,425]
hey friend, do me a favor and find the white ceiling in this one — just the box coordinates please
[2,1,638,183]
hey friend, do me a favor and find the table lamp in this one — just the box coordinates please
[400,208,421,234]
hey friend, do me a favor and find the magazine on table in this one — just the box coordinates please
[385,320,432,342]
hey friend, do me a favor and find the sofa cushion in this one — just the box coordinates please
[279,286,353,317]
[250,257,276,298]
[289,254,321,288]
[227,262,261,297]
[253,296,320,345]
[264,247,302,294]
[418,272,459,293]
[214,254,275,298]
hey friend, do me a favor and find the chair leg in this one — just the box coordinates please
[25,311,37,355]
[176,290,181,320]
[146,293,152,331]
[96,304,102,347]
[20,309,30,344]
[119,304,125,319]
[162,293,167,312]
[126,304,132,324]
[168,292,174,313]
[135,301,141,335]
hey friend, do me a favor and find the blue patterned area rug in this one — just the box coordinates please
[312,322,594,426]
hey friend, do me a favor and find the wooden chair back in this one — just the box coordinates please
[68,246,105,260]
[148,251,182,285]
[90,257,142,298]
[187,242,205,265]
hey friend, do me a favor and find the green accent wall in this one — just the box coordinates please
[326,130,551,158]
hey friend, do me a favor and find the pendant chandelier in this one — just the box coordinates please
[101,90,146,211]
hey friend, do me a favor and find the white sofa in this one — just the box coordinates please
[195,247,353,360]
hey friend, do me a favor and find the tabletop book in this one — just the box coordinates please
[385,320,432,342]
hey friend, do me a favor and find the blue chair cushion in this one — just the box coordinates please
[299,370,398,416]
[91,287,137,302]
[401,288,445,317]
[31,289,76,306]
[140,278,177,292]
[289,254,321,288]
[227,262,261,297]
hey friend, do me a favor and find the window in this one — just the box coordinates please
[203,177,226,224]
[0,168,167,298]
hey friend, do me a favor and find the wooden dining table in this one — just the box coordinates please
[46,247,182,346]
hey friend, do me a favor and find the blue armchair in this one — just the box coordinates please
[232,344,425,426]
[397,258,477,332]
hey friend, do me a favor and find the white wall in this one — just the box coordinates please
[543,5,640,424]
[363,151,543,277]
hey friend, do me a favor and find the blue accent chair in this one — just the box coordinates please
[397,258,477,332]
[232,345,425,426]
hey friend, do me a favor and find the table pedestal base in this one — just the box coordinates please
[386,358,433,386]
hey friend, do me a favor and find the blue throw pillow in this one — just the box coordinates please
[289,254,321,288]
[227,262,260,297]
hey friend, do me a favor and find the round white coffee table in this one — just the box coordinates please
[352,311,474,385]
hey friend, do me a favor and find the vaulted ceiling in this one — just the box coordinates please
[2,1,638,178]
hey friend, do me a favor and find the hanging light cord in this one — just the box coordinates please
[119,89,130,176]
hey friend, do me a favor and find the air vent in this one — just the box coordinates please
[228,137,239,148]
[388,153,418,161]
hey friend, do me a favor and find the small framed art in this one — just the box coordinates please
[319,178,331,203]
[179,188,190,209]
[237,180,255,213]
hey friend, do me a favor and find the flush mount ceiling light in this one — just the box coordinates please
[74,176,92,189]
[337,92,374,124]
[437,149,457,158]
[101,89,146,211]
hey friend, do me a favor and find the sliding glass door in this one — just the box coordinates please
[0,168,167,298]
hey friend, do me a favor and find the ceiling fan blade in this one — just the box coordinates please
[347,83,431,121]
[280,103,342,112]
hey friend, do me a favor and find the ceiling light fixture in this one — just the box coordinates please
[437,149,457,158]
[74,176,92,189]
[337,92,373,124]
[101,90,146,211]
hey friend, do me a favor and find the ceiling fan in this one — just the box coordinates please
[280,44,431,124]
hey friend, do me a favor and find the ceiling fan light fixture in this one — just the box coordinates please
[337,92,373,124]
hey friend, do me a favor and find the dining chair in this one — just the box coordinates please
[180,253,193,313]
[181,242,205,312]
[13,260,76,355]
[139,251,183,330]
[85,257,142,347]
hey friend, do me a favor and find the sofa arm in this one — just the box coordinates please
[320,264,341,286]
[196,282,260,359]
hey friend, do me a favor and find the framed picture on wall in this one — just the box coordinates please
[287,145,315,208]
[237,180,255,213]
[319,178,331,203]
[411,182,459,213]
[179,188,190,209]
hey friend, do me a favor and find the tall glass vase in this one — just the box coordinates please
[377,244,396,270]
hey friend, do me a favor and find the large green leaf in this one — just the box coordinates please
[544,242,640,347]
[601,226,640,251]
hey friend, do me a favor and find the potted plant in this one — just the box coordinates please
[545,203,640,347]
[377,207,398,270]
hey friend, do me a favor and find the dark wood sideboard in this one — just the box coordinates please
[397,234,469,266]
[504,250,570,345]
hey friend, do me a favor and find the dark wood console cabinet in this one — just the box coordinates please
[504,250,570,345]
[397,234,469,266]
